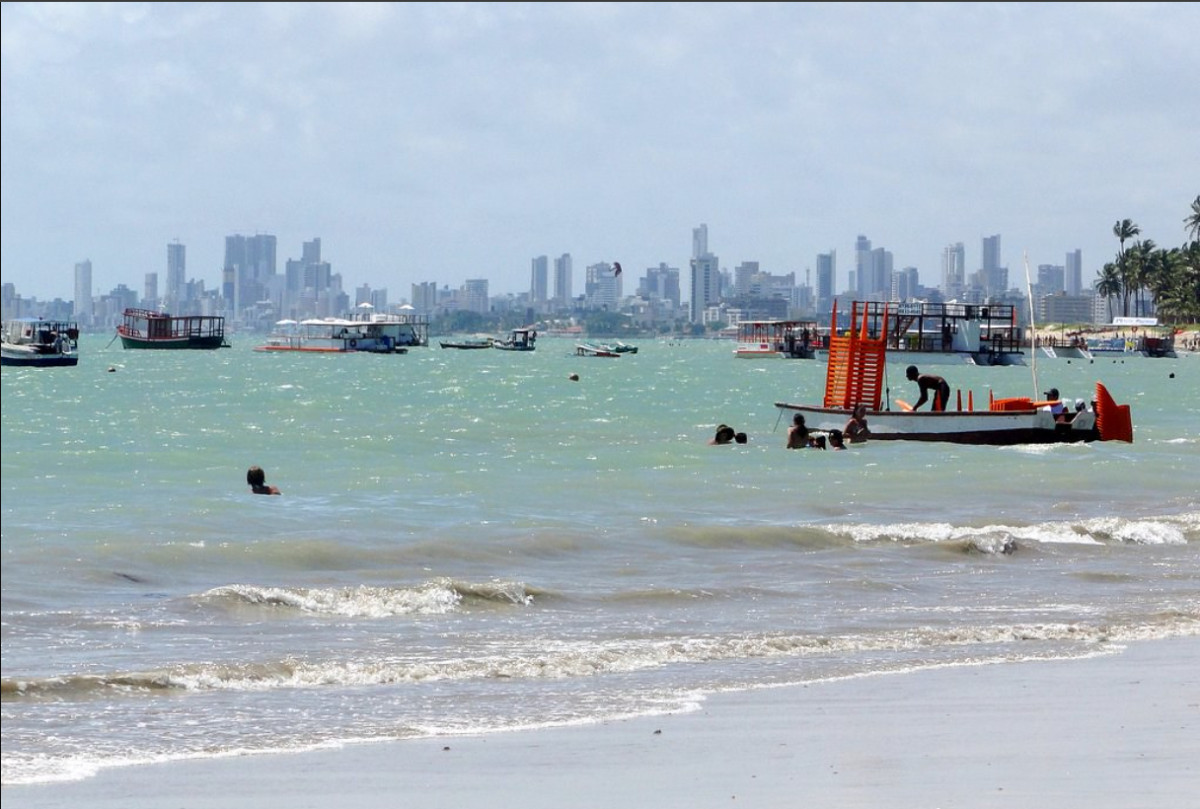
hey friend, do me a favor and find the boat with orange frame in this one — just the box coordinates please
[774,301,1133,445]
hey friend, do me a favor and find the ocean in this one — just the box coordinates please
[2,335,1198,787]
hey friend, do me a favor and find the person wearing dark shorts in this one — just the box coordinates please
[906,365,951,411]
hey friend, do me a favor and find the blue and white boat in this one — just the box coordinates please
[1,318,80,367]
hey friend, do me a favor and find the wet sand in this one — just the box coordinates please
[6,637,1196,809]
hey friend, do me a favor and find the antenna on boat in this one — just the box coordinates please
[1023,250,1040,399]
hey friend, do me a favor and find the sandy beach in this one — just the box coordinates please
[6,637,1195,809]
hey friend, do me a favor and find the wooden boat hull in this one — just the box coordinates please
[1,346,79,367]
[118,334,228,350]
[773,403,1102,445]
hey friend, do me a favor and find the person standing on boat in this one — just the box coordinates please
[247,466,281,495]
[844,404,870,443]
[906,366,951,412]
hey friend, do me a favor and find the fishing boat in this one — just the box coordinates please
[1,318,80,367]
[732,319,822,359]
[116,308,229,349]
[855,300,1026,366]
[773,300,1133,446]
[255,316,415,354]
[575,343,621,357]
[439,337,494,349]
[492,327,537,351]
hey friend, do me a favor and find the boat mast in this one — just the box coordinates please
[1023,251,1039,399]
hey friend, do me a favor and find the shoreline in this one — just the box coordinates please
[7,636,1196,809]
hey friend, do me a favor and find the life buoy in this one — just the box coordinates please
[349,338,358,349]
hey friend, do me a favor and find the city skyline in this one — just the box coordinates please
[0,226,1142,323]
[3,4,1197,302]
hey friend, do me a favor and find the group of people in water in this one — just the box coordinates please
[711,403,870,452]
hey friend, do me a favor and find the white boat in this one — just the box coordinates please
[773,301,1133,446]
[1,318,80,367]
[733,320,822,359]
[575,343,621,357]
[254,315,419,353]
[492,327,537,351]
[598,340,638,354]
[861,301,1027,366]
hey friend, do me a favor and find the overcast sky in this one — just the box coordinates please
[2,2,1197,303]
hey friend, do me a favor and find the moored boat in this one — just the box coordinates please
[117,308,229,349]
[492,327,537,351]
[733,319,822,359]
[575,343,621,357]
[1,318,80,367]
[861,300,1026,366]
[439,337,494,349]
[255,316,417,353]
[774,300,1133,446]
[598,340,639,354]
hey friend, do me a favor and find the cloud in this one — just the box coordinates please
[3,2,1197,301]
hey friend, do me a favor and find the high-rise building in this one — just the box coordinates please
[553,253,573,305]
[942,243,965,299]
[1065,249,1083,295]
[854,236,871,298]
[411,281,438,315]
[584,262,622,310]
[733,261,760,297]
[463,279,489,314]
[816,250,836,315]
[74,259,93,326]
[982,234,1007,295]
[1037,264,1065,296]
[692,224,708,259]
[167,241,186,307]
[530,255,549,303]
[641,263,681,307]
[224,234,277,315]
[143,272,158,307]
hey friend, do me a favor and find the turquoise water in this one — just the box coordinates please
[3,336,1198,785]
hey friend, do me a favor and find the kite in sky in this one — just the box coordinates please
[613,262,622,276]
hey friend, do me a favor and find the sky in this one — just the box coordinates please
[2,2,1198,304]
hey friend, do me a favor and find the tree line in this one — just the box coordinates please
[1098,195,1200,323]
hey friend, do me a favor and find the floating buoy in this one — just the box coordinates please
[568,372,580,381]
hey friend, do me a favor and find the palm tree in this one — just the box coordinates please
[1096,262,1122,322]
[1151,245,1200,324]
[1186,195,1200,242]
[1113,219,1140,316]
[1129,239,1156,317]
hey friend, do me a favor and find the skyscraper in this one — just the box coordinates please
[816,250,836,315]
[553,253,573,305]
[942,243,965,299]
[73,259,93,326]
[531,255,549,303]
[224,234,277,315]
[854,236,871,298]
[982,234,1006,295]
[692,224,708,259]
[1065,249,1083,295]
[167,241,186,307]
